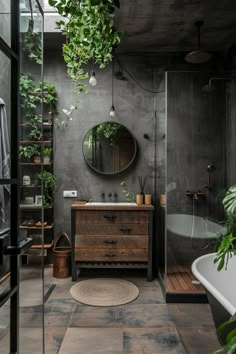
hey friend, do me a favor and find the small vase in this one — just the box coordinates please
[144,194,152,205]
[136,194,144,205]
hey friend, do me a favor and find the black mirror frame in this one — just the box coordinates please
[82,121,137,175]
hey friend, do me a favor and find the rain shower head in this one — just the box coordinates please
[185,21,212,64]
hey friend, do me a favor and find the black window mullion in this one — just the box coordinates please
[10,0,20,353]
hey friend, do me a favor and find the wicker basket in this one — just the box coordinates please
[53,232,72,278]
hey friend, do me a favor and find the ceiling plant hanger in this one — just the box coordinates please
[48,0,122,125]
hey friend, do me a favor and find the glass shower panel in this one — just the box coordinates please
[165,71,226,296]
[19,1,44,352]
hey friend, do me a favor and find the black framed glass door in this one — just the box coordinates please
[0,1,44,353]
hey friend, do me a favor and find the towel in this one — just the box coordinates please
[0,98,10,224]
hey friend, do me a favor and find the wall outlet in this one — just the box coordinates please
[63,190,77,198]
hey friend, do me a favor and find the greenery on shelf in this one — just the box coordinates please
[48,0,122,123]
[19,144,40,159]
[120,181,135,202]
[20,73,57,126]
[21,19,42,65]
[43,147,53,158]
[214,184,236,271]
[34,171,56,207]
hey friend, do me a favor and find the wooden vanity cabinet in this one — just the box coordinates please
[71,203,154,281]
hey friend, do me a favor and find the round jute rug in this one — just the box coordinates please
[70,278,139,306]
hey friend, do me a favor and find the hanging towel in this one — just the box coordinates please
[0,98,10,224]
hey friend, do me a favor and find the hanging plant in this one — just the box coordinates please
[48,0,122,124]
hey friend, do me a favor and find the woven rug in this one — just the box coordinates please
[70,278,139,307]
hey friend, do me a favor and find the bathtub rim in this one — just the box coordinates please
[191,253,236,317]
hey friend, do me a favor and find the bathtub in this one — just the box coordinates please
[167,214,224,239]
[167,214,225,264]
[192,253,236,343]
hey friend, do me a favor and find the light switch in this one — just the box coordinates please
[63,190,77,198]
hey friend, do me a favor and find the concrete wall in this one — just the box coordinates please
[44,53,166,236]
[226,80,236,187]
[166,71,226,266]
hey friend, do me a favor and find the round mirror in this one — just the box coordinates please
[82,121,137,175]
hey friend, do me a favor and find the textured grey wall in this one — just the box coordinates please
[166,71,225,219]
[226,80,236,187]
[44,53,165,237]
[166,71,226,266]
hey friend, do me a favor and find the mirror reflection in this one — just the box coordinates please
[82,121,137,174]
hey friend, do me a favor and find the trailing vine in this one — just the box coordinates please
[48,0,122,124]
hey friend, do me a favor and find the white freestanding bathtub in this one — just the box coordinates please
[192,253,236,343]
[167,214,225,264]
[167,214,224,239]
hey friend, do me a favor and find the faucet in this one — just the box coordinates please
[193,193,198,200]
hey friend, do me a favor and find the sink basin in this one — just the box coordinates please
[85,202,137,206]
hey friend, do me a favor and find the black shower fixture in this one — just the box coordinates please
[202,77,236,93]
[185,21,212,64]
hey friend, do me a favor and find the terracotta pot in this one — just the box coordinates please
[34,156,41,164]
[136,194,144,205]
[144,194,152,205]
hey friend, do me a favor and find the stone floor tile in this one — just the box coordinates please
[123,304,175,327]
[59,327,123,354]
[123,327,186,353]
[131,285,165,304]
[178,327,220,354]
[69,305,124,327]
[168,303,216,327]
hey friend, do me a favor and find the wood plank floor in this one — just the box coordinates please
[165,265,205,293]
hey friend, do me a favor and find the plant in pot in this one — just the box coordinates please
[34,171,56,207]
[214,184,236,353]
[19,144,40,162]
[43,147,52,164]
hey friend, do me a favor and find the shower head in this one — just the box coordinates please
[207,164,216,173]
[185,21,212,64]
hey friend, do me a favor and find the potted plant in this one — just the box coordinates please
[43,147,52,164]
[34,171,56,207]
[214,184,236,353]
[19,144,40,162]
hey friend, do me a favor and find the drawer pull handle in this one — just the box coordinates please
[120,227,132,233]
[103,215,117,221]
[105,253,116,257]
[104,240,117,245]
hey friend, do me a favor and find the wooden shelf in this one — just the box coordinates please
[19,162,52,166]
[20,223,54,230]
[19,140,52,144]
[20,123,52,127]
[31,242,53,249]
[20,185,42,188]
[19,205,52,210]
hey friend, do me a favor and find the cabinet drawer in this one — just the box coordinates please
[75,223,148,235]
[75,248,148,262]
[75,210,149,224]
[75,235,148,249]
